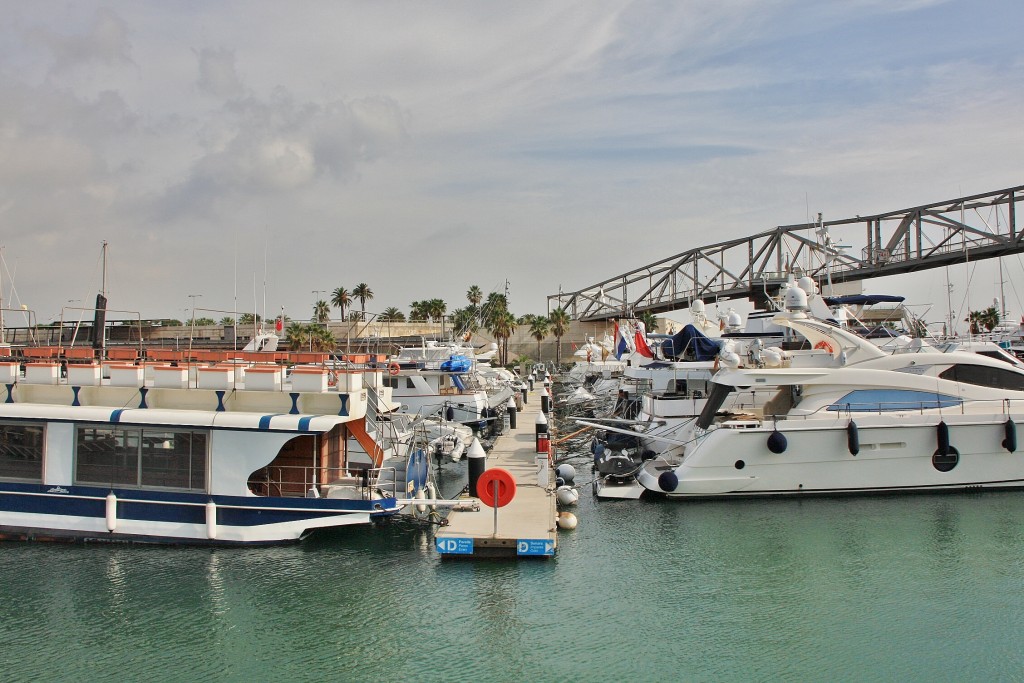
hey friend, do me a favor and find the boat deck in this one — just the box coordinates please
[436,388,557,559]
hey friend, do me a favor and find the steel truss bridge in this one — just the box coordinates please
[549,185,1024,321]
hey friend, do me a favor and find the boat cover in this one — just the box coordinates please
[440,355,472,372]
[661,324,721,361]
[823,294,905,306]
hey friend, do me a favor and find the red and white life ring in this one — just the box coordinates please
[388,362,401,376]
[813,340,835,354]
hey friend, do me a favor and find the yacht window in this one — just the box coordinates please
[670,379,687,394]
[976,350,1018,366]
[827,389,962,412]
[75,426,207,491]
[406,378,417,389]
[0,422,44,481]
[938,364,1024,391]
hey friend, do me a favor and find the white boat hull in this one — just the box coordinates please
[638,416,1024,498]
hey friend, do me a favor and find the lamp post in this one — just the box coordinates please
[187,294,202,356]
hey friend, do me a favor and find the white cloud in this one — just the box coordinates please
[0,0,1020,324]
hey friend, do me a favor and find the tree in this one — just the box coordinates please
[451,306,478,336]
[529,316,549,359]
[427,298,447,323]
[188,317,216,326]
[966,306,1000,334]
[481,292,508,330]
[347,311,362,322]
[466,285,483,307]
[313,300,331,324]
[353,283,373,320]
[331,287,351,321]
[219,316,235,325]
[380,307,405,322]
[491,310,516,366]
[409,300,430,322]
[239,313,263,324]
[286,322,335,351]
[548,307,570,365]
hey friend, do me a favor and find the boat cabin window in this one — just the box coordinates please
[383,377,399,389]
[827,389,962,412]
[0,422,44,481]
[938,364,1024,392]
[75,426,207,491]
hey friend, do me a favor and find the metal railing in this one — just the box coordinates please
[248,465,398,500]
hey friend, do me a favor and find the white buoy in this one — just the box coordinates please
[556,485,578,506]
[206,500,218,540]
[555,463,576,484]
[105,492,117,532]
[415,487,427,513]
[557,512,578,530]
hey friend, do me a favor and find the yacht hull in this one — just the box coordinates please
[638,417,1024,499]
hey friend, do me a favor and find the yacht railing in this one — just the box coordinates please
[248,465,398,500]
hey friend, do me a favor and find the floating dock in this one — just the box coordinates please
[435,387,558,558]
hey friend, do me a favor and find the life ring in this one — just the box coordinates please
[388,362,401,376]
[477,467,516,508]
[813,340,835,354]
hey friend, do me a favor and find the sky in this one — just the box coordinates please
[1,1,1023,330]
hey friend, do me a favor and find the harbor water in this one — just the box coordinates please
[3,453,1024,681]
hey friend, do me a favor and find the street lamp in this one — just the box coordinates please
[187,294,202,355]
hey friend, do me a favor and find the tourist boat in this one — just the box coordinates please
[636,311,1024,499]
[0,350,403,544]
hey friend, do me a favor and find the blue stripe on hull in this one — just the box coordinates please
[0,482,398,543]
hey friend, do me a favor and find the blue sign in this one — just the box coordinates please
[435,537,474,555]
[516,539,555,556]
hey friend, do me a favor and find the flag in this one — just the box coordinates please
[634,322,653,358]
[614,320,633,359]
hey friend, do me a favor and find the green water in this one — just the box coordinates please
[3,461,1024,681]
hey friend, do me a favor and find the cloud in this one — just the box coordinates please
[195,47,244,99]
[32,7,133,74]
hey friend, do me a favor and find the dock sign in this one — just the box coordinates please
[435,537,474,555]
[517,539,555,557]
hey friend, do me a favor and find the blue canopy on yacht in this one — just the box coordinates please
[661,324,721,361]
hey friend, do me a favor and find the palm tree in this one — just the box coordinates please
[967,306,1000,334]
[529,316,549,360]
[491,310,516,366]
[380,307,405,322]
[427,299,447,323]
[286,322,336,351]
[352,283,374,321]
[409,300,430,322]
[331,287,351,321]
[466,285,482,307]
[481,292,508,330]
[219,316,235,325]
[548,307,570,365]
[313,300,330,324]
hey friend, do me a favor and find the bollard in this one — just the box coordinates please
[535,411,548,453]
[528,376,534,391]
[507,403,517,430]
[521,387,528,404]
[541,387,550,415]
[467,437,486,497]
